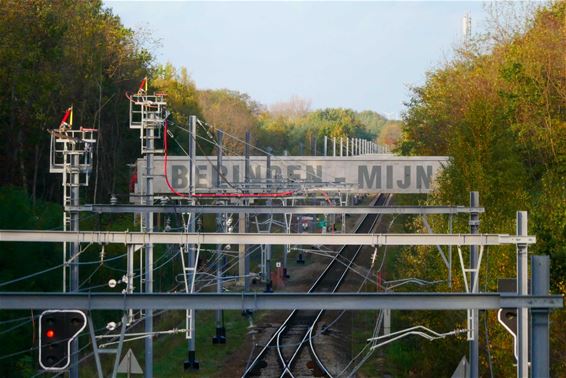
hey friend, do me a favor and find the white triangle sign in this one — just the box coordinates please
[450,356,470,378]
[117,348,144,374]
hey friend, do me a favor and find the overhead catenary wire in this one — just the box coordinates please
[163,119,296,198]
[171,120,348,194]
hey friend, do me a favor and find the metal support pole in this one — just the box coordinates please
[313,137,317,156]
[448,214,453,288]
[323,136,327,157]
[296,211,304,264]
[265,150,273,292]
[517,211,529,378]
[143,119,154,378]
[244,131,251,291]
[213,130,226,344]
[350,139,354,156]
[189,116,196,196]
[283,199,291,278]
[531,255,549,377]
[333,138,336,157]
[339,138,343,157]
[69,153,80,378]
[238,208,245,286]
[126,244,134,325]
[346,138,349,157]
[469,191,479,378]
[184,210,199,369]
[184,115,199,369]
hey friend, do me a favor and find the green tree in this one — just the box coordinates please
[397,2,566,376]
[0,0,152,204]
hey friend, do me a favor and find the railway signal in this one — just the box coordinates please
[39,310,87,370]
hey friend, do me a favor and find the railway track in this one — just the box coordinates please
[243,194,390,377]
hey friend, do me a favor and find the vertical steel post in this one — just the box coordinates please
[238,209,246,286]
[265,150,273,292]
[517,211,529,377]
[333,138,336,157]
[244,131,251,291]
[469,191,479,378]
[340,138,343,157]
[184,204,198,369]
[323,136,327,156]
[531,255,549,377]
[283,200,290,278]
[346,138,349,157]
[184,114,199,368]
[352,138,355,155]
[296,211,304,264]
[69,152,80,378]
[213,130,226,344]
[143,118,154,378]
[313,137,317,156]
[236,124,246,287]
[126,244,134,324]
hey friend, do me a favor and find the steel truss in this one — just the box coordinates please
[0,230,535,246]
[74,204,485,215]
[0,293,561,311]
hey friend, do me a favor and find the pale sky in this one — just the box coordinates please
[107,1,490,119]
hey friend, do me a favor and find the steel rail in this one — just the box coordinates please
[243,194,385,377]
[285,195,388,377]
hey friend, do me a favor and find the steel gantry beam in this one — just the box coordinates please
[0,293,561,311]
[0,230,534,246]
[76,204,485,215]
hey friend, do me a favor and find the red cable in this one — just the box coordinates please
[163,120,295,198]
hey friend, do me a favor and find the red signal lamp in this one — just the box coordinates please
[46,329,55,338]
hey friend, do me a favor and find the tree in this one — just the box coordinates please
[269,95,311,120]
[378,121,402,147]
[397,2,566,376]
[198,89,259,155]
[0,0,153,204]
